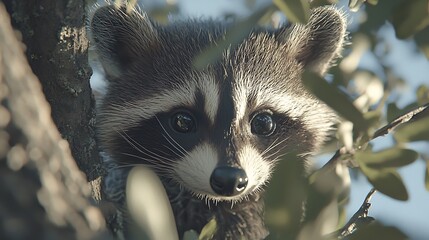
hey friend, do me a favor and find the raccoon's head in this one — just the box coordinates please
[91,5,346,202]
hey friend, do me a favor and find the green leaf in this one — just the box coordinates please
[349,221,408,240]
[359,0,403,34]
[273,0,310,23]
[126,166,177,239]
[349,0,367,12]
[359,164,408,201]
[149,5,179,24]
[392,0,429,39]
[416,85,429,105]
[193,5,275,69]
[386,103,401,123]
[310,0,338,8]
[265,153,307,235]
[425,159,429,191]
[415,27,429,59]
[183,230,199,240]
[364,110,382,129]
[394,115,429,142]
[387,102,422,123]
[355,148,419,169]
[302,71,369,131]
[199,218,217,240]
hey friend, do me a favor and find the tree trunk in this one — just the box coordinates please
[0,1,109,239]
[3,0,103,185]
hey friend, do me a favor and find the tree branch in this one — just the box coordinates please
[318,102,429,239]
[324,188,376,239]
[372,103,429,139]
[321,102,429,172]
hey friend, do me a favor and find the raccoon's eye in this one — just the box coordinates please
[251,112,275,136]
[171,111,196,133]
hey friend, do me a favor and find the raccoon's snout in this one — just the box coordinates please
[210,166,248,196]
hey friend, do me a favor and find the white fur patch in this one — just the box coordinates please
[174,143,218,196]
[238,145,273,193]
[195,73,219,125]
[232,80,248,124]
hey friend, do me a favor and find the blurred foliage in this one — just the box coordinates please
[392,0,429,39]
[394,115,429,142]
[302,71,369,131]
[358,158,409,201]
[285,0,428,239]
[348,221,408,240]
[198,218,217,240]
[357,148,418,169]
[273,0,310,23]
[265,153,307,239]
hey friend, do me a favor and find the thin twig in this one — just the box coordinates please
[321,102,429,172]
[373,102,429,139]
[338,188,376,237]
[319,103,429,239]
[325,188,377,239]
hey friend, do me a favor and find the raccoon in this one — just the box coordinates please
[91,4,346,240]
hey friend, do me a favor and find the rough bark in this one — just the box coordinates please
[0,1,110,240]
[3,0,103,187]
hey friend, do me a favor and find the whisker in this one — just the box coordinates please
[119,153,175,169]
[109,163,172,176]
[262,137,289,158]
[270,154,283,162]
[265,146,285,160]
[161,133,187,158]
[112,126,186,180]
[260,137,278,157]
[114,153,176,176]
[162,143,184,158]
[264,139,290,160]
[154,115,189,156]
[118,130,175,163]
[261,137,281,157]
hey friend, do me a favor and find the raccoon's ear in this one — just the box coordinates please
[90,5,159,78]
[278,7,347,75]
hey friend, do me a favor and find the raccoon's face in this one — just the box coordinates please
[91,6,345,202]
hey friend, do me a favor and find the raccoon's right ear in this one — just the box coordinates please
[277,7,347,75]
[90,5,159,78]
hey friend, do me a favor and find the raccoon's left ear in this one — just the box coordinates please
[90,5,159,78]
[277,7,347,75]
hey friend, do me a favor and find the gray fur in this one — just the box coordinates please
[91,4,346,240]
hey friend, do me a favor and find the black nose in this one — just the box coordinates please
[210,166,248,196]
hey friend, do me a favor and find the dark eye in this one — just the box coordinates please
[251,112,275,136]
[171,111,196,133]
